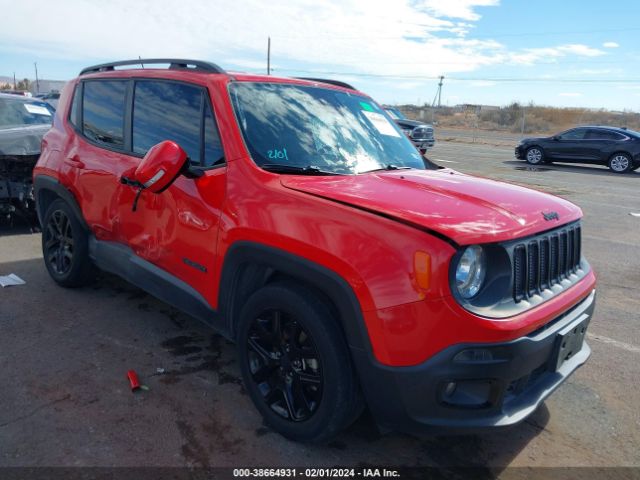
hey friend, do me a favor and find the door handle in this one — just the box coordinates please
[65,154,85,168]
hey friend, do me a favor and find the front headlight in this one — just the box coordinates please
[455,245,486,298]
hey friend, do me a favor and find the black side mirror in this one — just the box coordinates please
[552,135,560,141]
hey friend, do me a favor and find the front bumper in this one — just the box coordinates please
[353,289,595,434]
[515,145,526,159]
[411,138,435,151]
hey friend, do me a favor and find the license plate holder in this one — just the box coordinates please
[554,315,589,371]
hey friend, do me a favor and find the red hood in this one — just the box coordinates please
[281,168,582,245]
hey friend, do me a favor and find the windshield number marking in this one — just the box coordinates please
[268,148,289,161]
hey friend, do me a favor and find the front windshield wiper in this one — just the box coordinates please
[359,164,413,174]
[261,163,342,176]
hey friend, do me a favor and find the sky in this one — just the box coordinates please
[1,0,639,110]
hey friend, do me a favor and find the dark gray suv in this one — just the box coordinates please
[383,107,435,154]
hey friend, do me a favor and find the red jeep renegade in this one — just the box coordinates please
[34,59,596,442]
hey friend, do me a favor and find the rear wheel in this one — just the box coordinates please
[525,146,544,165]
[237,282,362,443]
[42,199,95,287]
[608,153,632,173]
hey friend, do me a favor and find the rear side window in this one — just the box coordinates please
[82,81,127,148]
[586,129,626,140]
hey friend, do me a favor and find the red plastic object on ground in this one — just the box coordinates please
[127,370,140,391]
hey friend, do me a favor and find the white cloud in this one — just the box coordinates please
[0,0,611,83]
[509,43,606,65]
[558,44,606,57]
[418,0,500,21]
[0,0,507,78]
[603,41,620,48]
[559,92,583,97]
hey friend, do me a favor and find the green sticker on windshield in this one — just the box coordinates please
[360,101,374,112]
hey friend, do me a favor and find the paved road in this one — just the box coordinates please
[1,140,639,472]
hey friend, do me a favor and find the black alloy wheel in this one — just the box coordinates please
[246,309,323,422]
[44,208,74,276]
[42,199,95,287]
[237,282,363,442]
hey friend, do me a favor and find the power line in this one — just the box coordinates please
[270,26,640,41]
[269,68,640,84]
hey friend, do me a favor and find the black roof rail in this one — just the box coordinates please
[79,59,225,76]
[295,77,356,90]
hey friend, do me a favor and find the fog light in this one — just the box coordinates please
[444,381,457,397]
[440,380,493,408]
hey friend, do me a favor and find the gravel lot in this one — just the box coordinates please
[1,137,639,474]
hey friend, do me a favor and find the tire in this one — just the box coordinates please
[42,198,95,287]
[237,282,363,443]
[608,153,633,173]
[525,146,544,165]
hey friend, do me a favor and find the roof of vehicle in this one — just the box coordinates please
[78,58,362,94]
[573,125,634,132]
[0,92,50,104]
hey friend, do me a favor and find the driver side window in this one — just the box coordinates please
[560,128,587,140]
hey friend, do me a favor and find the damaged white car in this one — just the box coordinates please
[0,93,55,229]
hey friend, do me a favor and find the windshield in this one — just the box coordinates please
[0,97,55,129]
[384,107,406,120]
[229,83,427,175]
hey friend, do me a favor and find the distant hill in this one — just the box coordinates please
[399,103,640,135]
[0,75,67,94]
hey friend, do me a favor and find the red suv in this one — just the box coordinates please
[34,59,596,442]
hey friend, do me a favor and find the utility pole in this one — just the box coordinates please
[267,36,271,75]
[34,62,40,94]
[521,105,525,135]
[432,76,444,108]
[13,72,16,90]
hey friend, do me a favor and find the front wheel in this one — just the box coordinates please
[608,153,632,173]
[525,146,544,165]
[237,282,362,443]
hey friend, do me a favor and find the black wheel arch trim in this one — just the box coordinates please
[218,241,373,354]
[34,175,89,232]
[218,241,387,422]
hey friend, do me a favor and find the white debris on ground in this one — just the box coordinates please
[0,273,26,288]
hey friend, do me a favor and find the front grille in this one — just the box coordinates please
[512,223,582,302]
[411,127,434,140]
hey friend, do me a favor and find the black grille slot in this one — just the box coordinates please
[549,234,559,284]
[539,238,549,288]
[511,223,582,302]
[566,228,574,273]
[527,242,539,295]
[574,226,581,269]
[513,245,526,302]
[559,232,568,278]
